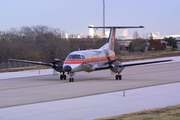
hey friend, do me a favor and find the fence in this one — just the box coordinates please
[0,62,38,69]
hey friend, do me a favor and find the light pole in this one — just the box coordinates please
[103,0,105,36]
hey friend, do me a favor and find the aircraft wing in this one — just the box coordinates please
[95,59,172,71]
[95,66,109,71]
[121,59,172,67]
[8,59,53,66]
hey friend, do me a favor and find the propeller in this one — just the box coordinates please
[49,59,59,75]
[49,59,62,67]
[104,49,117,68]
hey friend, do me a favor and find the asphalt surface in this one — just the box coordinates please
[1,82,180,120]
[0,59,180,108]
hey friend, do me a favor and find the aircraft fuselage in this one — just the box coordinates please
[63,49,115,72]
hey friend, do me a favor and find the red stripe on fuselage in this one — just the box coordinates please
[64,59,86,64]
[64,55,115,64]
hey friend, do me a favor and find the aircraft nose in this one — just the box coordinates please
[63,65,72,72]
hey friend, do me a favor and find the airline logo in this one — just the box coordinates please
[111,36,114,42]
[111,33,115,50]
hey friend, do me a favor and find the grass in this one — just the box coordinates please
[96,104,180,120]
[116,51,180,62]
[0,65,51,73]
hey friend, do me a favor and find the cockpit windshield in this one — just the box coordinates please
[66,54,85,60]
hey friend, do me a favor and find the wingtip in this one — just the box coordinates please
[139,26,144,28]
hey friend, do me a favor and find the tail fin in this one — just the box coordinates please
[88,26,144,51]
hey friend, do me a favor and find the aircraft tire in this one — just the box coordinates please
[60,75,63,80]
[64,75,66,80]
[72,78,74,82]
[119,75,122,80]
[115,75,118,80]
[69,78,72,82]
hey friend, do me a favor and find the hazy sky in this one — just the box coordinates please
[0,0,180,37]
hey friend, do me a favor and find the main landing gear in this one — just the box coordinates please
[60,72,66,80]
[115,73,122,80]
[69,72,74,82]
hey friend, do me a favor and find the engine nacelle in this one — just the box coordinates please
[52,59,64,72]
[110,61,124,73]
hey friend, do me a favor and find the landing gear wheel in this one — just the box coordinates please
[115,75,122,80]
[69,78,74,82]
[119,75,122,80]
[64,75,66,80]
[60,75,63,80]
[115,75,118,80]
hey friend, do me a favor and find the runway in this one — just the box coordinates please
[0,57,180,119]
[1,82,180,120]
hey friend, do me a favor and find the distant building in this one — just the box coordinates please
[176,37,180,50]
[78,34,84,38]
[123,29,128,39]
[65,33,68,39]
[105,31,110,38]
[148,33,162,39]
[89,25,94,37]
[165,35,180,38]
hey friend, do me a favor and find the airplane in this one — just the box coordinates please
[9,26,172,82]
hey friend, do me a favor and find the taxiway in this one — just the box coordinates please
[0,57,180,119]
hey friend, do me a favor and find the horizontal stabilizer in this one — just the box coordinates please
[88,26,144,29]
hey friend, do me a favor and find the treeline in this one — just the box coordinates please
[0,25,108,62]
[128,31,178,52]
[128,36,178,52]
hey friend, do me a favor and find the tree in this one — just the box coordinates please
[0,25,109,62]
[133,31,140,39]
[149,39,165,51]
[129,39,146,52]
[163,37,177,50]
[128,42,134,52]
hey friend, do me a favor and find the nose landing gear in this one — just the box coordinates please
[69,72,75,82]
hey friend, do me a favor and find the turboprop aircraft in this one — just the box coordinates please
[9,26,172,82]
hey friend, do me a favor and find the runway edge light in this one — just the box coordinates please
[123,91,125,97]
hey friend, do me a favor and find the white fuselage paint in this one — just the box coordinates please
[63,49,115,72]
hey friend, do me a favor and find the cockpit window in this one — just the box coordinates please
[66,54,83,59]
[74,55,81,59]
[67,54,74,59]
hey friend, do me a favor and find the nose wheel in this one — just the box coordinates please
[69,72,75,82]
[69,78,74,82]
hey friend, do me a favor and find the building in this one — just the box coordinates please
[89,25,94,37]
[176,37,180,50]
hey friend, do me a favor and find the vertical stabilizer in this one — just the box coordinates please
[108,27,116,51]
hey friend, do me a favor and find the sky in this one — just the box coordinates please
[0,0,180,38]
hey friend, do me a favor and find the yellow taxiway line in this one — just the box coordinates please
[0,68,180,91]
